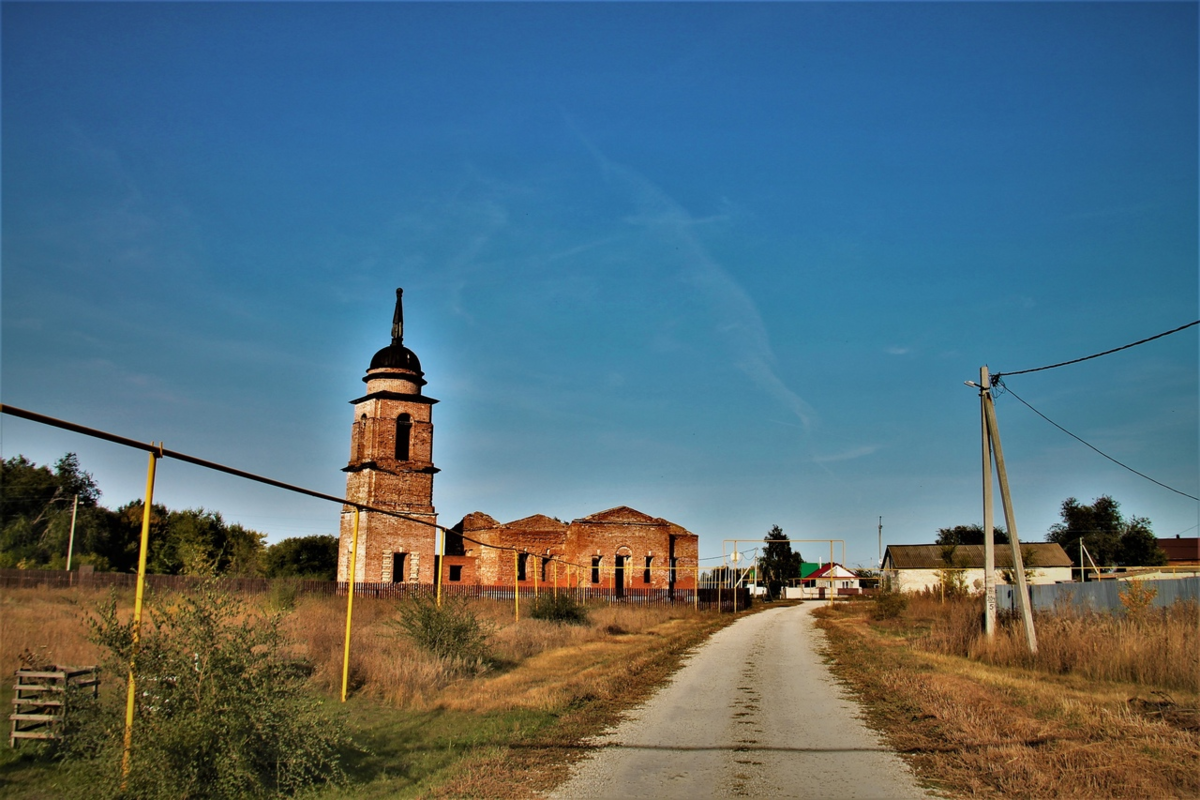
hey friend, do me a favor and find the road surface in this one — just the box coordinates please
[549,603,931,799]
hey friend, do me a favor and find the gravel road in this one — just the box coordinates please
[548,603,931,799]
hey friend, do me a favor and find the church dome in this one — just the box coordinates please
[369,343,422,373]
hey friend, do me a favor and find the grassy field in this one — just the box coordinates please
[814,594,1200,799]
[0,585,740,798]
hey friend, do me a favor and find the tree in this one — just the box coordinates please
[935,524,1009,546]
[759,525,802,600]
[0,453,107,568]
[264,535,339,580]
[1117,518,1167,567]
[1046,495,1165,567]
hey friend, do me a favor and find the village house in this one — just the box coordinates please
[882,543,1073,593]
[785,562,862,600]
[336,289,699,589]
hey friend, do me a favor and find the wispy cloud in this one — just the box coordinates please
[885,346,911,356]
[573,127,817,430]
[812,444,880,464]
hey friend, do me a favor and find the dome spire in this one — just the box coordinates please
[391,288,404,345]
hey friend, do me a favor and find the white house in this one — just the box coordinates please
[882,543,1073,594]
[785,563,861,600]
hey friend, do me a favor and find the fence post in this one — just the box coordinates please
[122,447,160,781]
[436,527,445,608]
[341,508,361,703]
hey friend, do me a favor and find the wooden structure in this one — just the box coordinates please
[10,666,98,747]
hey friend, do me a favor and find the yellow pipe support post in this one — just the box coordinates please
[554,559,558,599]
[341,508,360,703]
[436,527,445,608]
[514,551,520,622]
[122,446,160,781]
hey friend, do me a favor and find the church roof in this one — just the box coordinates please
[576,506,667,526]
[506,514,568,532]
[369,343,422,373]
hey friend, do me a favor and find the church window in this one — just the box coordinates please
[449,565,463,582]
[591,556,602,584]
[395,413,412,460]
[644,557,653,584]
[517,553,528,582]
[392,553,407,584]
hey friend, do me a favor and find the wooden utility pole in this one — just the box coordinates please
[980,376,1038,654]
[980,367,996,638]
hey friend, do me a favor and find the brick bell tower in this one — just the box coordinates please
[338,288,438,584]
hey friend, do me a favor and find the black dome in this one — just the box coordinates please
[369,344,422,373]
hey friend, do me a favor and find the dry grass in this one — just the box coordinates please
[284,592,706,709]
[0,587,109,673]
[1,586,708,710]
[816,599,1200,798]
[895,593,1200,693]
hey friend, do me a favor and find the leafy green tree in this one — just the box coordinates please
[264,535,339,580]
[935,524,1009,546]
[760,525,802,600]
[0,453,105,568]
[1117,518,1167,567]
[1046,495,1165,567]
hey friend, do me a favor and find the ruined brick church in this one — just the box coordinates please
[337,289,698,591]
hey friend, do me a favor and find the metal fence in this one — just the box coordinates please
[997,576,1200,613]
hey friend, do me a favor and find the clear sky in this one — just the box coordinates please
[2,2,1196,568]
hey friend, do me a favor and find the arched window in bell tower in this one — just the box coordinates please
[395,413,412,461]
[354,414,367,462]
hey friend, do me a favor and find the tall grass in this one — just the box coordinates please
[897,592,1200,692]
[3,587,707,710]
[974,601,1199,692]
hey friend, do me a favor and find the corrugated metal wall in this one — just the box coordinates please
[996,576,1199,613]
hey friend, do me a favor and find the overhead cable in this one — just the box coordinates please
[995,380,1199,502]
[993,319,1199,381]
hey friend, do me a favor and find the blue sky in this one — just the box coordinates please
[2,2,1196,568]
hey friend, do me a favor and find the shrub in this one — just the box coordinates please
[390,594,492,671]
[872,585,908,620]
[62,584,349,799]
[529,592,589,625]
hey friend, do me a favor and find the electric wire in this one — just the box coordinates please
[994,380,1199,502]
[992,319,1199,381]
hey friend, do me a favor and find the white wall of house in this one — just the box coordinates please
[888,566,1073,594]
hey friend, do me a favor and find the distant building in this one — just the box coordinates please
[786,563,861,600]
[882,543,1073,593]
[337,290,699,588]
[1158,536,1200,566]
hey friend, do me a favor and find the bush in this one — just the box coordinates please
[390,594,492,671]
[529,592,589,625]
[63,584,349,799]
[872,586,908,620]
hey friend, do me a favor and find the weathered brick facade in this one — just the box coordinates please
[338,289,700,589]
[447,506,699,590]
[338,289,439,584]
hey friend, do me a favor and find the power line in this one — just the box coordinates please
[993,319,1199,380]
[996,379,1199,503]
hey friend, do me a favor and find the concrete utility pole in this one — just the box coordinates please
[978,371,1038,654]
[877,516,882,569]
[980,367,996,638]
[66,494,79,572]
